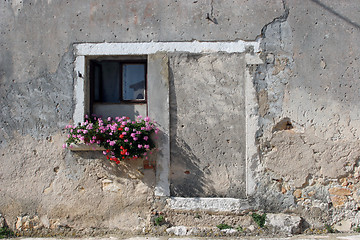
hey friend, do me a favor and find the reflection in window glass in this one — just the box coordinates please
[123,64,146,100]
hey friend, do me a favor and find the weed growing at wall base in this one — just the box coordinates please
[251,213,266,228]
[154,216,165,226]
[216,223,233,230]
[0,227,14,239]
[64,115,158,164]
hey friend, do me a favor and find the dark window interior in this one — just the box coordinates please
[90,59,147,105]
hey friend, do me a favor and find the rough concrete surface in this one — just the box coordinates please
[169,53,246,198]
[1,0,360,236]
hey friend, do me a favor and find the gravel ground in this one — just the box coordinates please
[4,234,360,240]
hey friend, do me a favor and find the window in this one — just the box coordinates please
[88,57,147,118]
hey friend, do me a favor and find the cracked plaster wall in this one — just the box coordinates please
[1,0,360,233]
[251,0,360,228]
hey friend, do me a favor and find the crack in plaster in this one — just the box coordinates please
[260,0,289,39]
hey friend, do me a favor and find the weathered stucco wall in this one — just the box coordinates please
[1,0,360,235]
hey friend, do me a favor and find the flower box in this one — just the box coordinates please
[68,143,105,151]
[64,115,158,164]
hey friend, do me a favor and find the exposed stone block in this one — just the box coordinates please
[329,187,352,196]
[331,196,347,208]
[166,226,189,236]
[333,219,352,232]
[0,214,5,228]
[265,213,302,235]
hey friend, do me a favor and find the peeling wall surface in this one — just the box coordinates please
[1,0,360,235]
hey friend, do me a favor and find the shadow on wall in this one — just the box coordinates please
[70,145,155,188]
[80,102,153,181]
[310,0,360,29]
[168,64,215,197]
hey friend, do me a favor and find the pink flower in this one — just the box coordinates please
[138,144,143,148]
[62,144,67,149]
[124,127,129,131]
[144,145,150,149]
[109,140,116,146]
[143,136,148,141]
[124,139,128,142]
[130,133,136,138]
[144,116,150,122]
[133,137,138,141]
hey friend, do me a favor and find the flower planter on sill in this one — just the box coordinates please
[65,115,158,168]
[69,143,105,151]
[68,143,155,169]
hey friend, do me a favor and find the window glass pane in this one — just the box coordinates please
[122,64,146,100]
[101,61,120,102]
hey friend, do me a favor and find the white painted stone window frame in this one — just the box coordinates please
[73,41,262,212]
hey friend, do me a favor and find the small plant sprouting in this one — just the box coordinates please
[251,213,266,228]
[194,213,201,219]
[354,225,360,232]
[236,226,244,232]
[324,224,336,233]
[216,223,233,230]
[0,227,14,239]
[154,215,165,226]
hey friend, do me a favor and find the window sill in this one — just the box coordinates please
[68,143,155,169]
[69,143,105,151]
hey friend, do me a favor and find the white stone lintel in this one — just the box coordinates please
[168,197,252,213]
[74,40,260,56]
